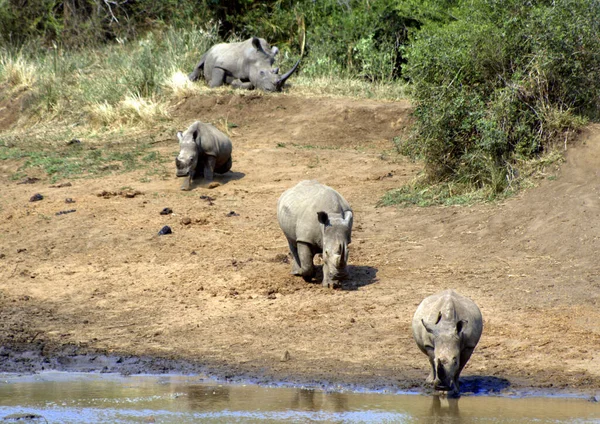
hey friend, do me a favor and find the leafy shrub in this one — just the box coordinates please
[402,0,599,193]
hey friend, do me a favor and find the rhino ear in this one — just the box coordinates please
[192,130,199,141]
[177,131,183,143]
[252,37,265,53]
[422,318,435,334]
[456,319,468,335]
[343,210,353,224]
[271,46,279,56]
[317,211,330,226]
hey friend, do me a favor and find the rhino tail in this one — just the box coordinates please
[188,53,207,81]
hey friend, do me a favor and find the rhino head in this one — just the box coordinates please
[175,129,199,190]
[249,37,301,92]
[422,315,468,393]
[317,210,352,288]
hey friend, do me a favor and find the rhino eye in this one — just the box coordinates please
[260,70,266,76]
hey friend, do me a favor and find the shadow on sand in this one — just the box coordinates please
[309,265,378,290]
[187,171,246,190]
[342,265,378,290]
[459,375,511,395]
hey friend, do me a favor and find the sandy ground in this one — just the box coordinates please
[1,93,599,395]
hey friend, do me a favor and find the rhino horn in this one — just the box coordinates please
[276,58,301,89]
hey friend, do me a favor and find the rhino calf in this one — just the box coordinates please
[412,290,483,395]
[175,121,233,191]
[277,180,353,288]
[188,37,300,92]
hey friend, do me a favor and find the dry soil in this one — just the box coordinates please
[1,93,599,395]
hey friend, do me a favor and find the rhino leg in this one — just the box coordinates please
[214,156,232,174]
[297,242,316,282]
[231,79,255,90]
[456,346,474,385]
[287,240,302,276]
[426,354,436,383]
[203,156,216,182]
[208,68,226,88]
[188,55,206,81]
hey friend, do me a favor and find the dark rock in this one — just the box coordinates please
[226,211,239,217]
[67,138,81,145]
[2,413,46,421]
[50,182,72,188]
[65,198,75,203]
[29,193,43,202]
[55,209,76,216]
[17,177,40,185]
[200,195,214,205]
[158,226,172,235]
[160,207,173,215]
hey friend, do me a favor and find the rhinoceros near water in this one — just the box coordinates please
[277,180,353,288]
[188,37,300,92]
[175,121,233,191]
[412,290,483,395]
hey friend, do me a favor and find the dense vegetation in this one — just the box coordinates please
[1,0,598,203]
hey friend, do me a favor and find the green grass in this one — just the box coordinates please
[0,136,169,183]
[379,183,497,207]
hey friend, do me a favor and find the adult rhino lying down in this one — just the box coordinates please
[277,180,353,288]
[412,290,483,396]
[175,121,232,191]
[188,37,300,92]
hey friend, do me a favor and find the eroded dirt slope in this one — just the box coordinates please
[0,94,599,393]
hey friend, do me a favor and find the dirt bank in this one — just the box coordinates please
[1,94,599,395]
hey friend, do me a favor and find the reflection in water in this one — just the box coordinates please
[0,372,599,423]
[186,385,230,409]
[289,388,349,412]
[429,395,460,423]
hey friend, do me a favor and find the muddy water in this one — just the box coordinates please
[0,373,599,423]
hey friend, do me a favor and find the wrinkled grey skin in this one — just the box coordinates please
[175,121,233,190]
[188,37,300,92]
[277,180,353,288]
[412,290,483,396]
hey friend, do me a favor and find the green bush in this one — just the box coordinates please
[402,0,599,193]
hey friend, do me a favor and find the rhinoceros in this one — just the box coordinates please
[412,290,483,395]
[277,180,353,288]
[175,121,233,190]
[188,37,300,92]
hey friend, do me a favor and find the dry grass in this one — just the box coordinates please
[89,93,171,128]
[0,54,37,90]
[290,75,407,101]
[162,70,205,98]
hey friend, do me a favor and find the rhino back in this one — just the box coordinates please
[278,180,351,246]
[204,38,272,81]
[412,290,483,349]
[196,123,233,165]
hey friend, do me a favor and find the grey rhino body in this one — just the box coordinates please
[175,121,233,190]
[188,37,300,92]
[277,180,353,288]
[412,290,483,395]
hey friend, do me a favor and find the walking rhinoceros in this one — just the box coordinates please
[175,121,233,191]
[188,37,300,92]
[412,290,483,395]
[277,180,353,288]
